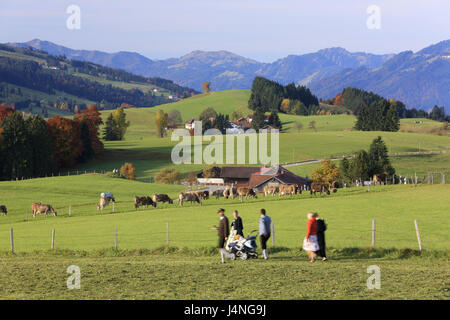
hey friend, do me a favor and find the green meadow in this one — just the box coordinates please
[1,90,449,300]
[76,90,449,180]
[0,175,448,252]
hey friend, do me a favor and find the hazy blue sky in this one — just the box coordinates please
[1,0,449,62]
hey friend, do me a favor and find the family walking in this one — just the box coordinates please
[214,208,271,263]
[214,208,326,263]
[303,212,327,262]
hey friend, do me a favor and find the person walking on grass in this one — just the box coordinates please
[303,212,320,262]
[259,209,271,260]
[231,210,244,237]
[212,208,230,264]
[315,215,328,261]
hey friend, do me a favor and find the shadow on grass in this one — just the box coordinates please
[0,246,447,261]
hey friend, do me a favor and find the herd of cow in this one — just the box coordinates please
[0,182,334,218]
[133,182,334,209]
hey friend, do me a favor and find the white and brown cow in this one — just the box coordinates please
[152,193,174,205]
[178,192,202,206]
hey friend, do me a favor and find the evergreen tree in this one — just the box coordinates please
[103,113,119,141]
[368,136,395,178]
[268,110,282,129]
[26,115,55,177]
[0,112,31,179]
[78,117,94,162]
[251,108,266,131]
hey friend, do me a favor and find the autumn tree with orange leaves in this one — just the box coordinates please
[75,105,104,155]
[47,116,83,168]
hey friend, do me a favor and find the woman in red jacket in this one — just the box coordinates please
[303,212,320,262]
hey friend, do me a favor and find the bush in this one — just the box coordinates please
[120,162,136,180]
[154,168,183,184]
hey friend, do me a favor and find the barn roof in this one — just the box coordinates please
[248,175,272,188]
[220,166,262,179]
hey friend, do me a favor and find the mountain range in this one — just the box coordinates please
[8,39,450,112]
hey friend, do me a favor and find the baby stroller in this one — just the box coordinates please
[225,228,259,260]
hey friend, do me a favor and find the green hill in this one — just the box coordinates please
[85,90,450,180]
[0,44,197,117]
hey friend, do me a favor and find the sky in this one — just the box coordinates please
[1,0,449,62]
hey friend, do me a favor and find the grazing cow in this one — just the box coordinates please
[295,184,306,194]
[0,205,7,216]
[310,183,330,196]
[97,195,115,210]
[152,193,173,205]
[279,184,296,197]
[178,192,202,206]
[223,187,237,199]
[134,196,156,209]
[32,203,57,218]
[194,190,209,200]
[373,174,387,186]
[263,186,278,197]
[211,189,223,200]
[237,187,258,202]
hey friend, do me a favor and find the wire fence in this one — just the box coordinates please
[4,217,449,254]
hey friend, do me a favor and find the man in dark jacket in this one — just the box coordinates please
[213,208,230,263]
[315,218,327,261]
[231,210,244,236]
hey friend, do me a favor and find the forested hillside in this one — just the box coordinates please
[0,44,197,116]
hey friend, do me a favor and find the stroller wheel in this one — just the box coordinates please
[228,253,236,260]
[240,253,248,260]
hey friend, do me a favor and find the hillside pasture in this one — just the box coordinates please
[0,175,448,252]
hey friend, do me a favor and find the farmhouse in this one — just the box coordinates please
[196,165,309,190]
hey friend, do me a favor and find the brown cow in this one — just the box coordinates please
[178,192,202,206]
[194,190,209,200]
[237,187,258,202]
[0,205,7,216]
[211,189,223,200]
[372,174,387,186]
[32,203,57,218]
[152,193,173,205]
[134,196,156,209]
[279,185,296,197]
[223,187,237,199]
[263,186,278,197]
[310,183,330,196]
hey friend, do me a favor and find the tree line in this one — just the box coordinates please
[310,137,396,186]
[0,57,172,109]
[0,105,103,180]
[326,87,449,122]
[248,77,319,114]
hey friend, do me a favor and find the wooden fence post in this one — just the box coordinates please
[271,221,275,246]
[10,228,14,253]
[414,219,422,251]
[69,205,71,217]
[371,219,375,248]
[115,227,118,249]
[166,222,169,246]
[51,229,55,249]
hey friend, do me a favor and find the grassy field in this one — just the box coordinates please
[0,174,448,300]
[81,90,450,180]
[2,83,449,300]
[0,175,449,252]
[0,250,448,299]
